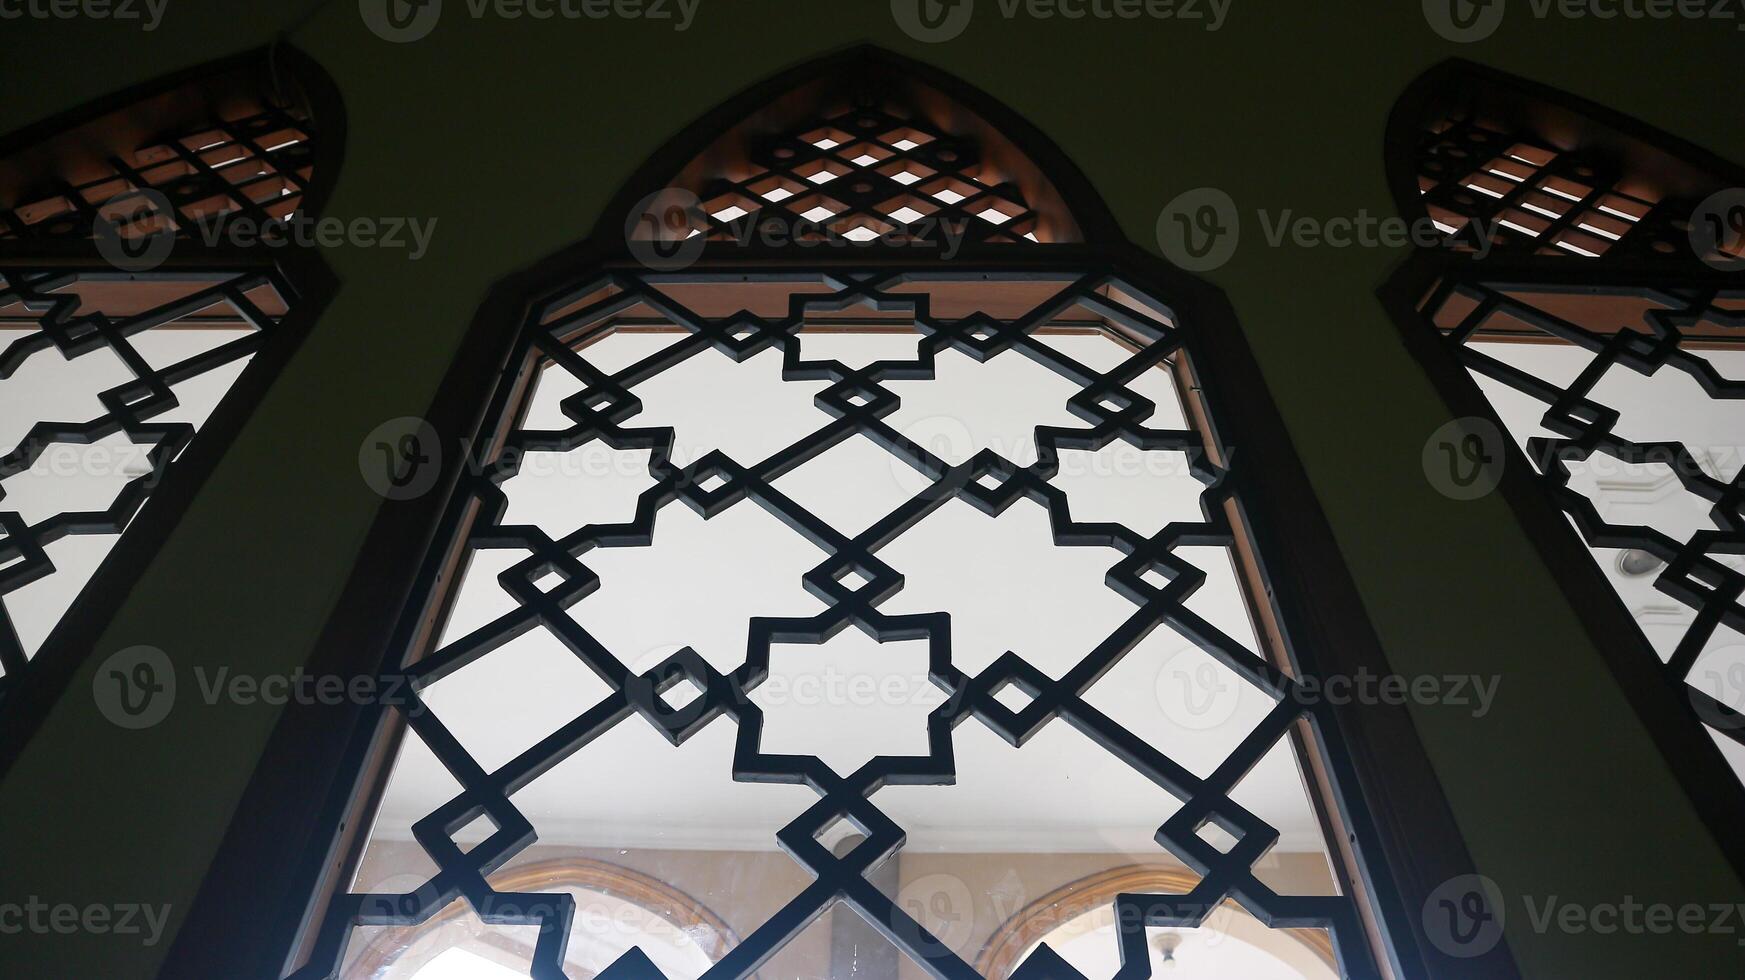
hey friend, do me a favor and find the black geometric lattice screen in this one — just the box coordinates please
[296,270,1371,979]
[1419,276,1745,771]
[0,103,314,240]
[1410,109,1718,261]
[631,65,1076,250]
[0,269,295,684]
[0,101,318,690]
[1397,70,1745,793]
[681,107,1043,246]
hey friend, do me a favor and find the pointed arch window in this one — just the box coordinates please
[270,49,1483,980]
[0,50,340,703]
[1383,60,1745,877]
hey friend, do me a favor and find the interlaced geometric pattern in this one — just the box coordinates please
[1422,277,1745,770]
[660,97,1048,246]
[294,269,1373,979]
[0,268,292,683]
[1412,112,1712,261]
[0,103,314,241]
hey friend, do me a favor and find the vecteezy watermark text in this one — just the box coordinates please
[1424,0,1745,43]
[92,645,422,729]
[92,189,438,272]
[1157,659,1501,732]
[192,212,438,260]
[360,0,699,42]
[0,898,172,946]
[892,0,1230,43]
[0,0,167,29]
[1424,875,1745,958]
[1155,187,1494,272]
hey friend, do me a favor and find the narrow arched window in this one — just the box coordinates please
[1384,60,1745,873]
[283,48,1484,980]
[0,48,341,705]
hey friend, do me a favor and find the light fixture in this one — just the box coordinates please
[1617,549,1663,578]
[1152,931,1182,970]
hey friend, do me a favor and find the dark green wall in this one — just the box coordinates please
[2,1,1741,975]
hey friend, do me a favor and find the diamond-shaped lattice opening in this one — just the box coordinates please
[1195,818,1241,854]
[454,812,500,853]
[1083,626,1279,779]
[659,675,706,713]
[422,628,615,773]
[769,433,917,538]
[813,812,873,855]
[991,680,1034,713]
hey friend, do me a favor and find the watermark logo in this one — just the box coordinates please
[893,873,976,953]
[360,416,442,500]
[1423,0,1506,41]
[1424,874,1507,957]
[895,0,1229,39]
[360,0,443,40]
[1425,878,1745,952]
[1155,650,1245,730]
[363,0,699,39]
[1427,0,1745,41]
[1158,191,1481,271]
[92,645,176,730]
[626,188,709,272]
[94,189,175,273]
[1689,643,1745,730]
[1692,189,1745,271]
[193,212,438,259]
[1155,187,1240,273]
[892,0,975,41]
[1423,417,1506,501]
[1159,659,1501,729]
[97,659,422,729]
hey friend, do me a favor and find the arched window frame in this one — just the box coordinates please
[1379,58,1745,885]
[178,47,1504,980]
[0,46,344,745]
